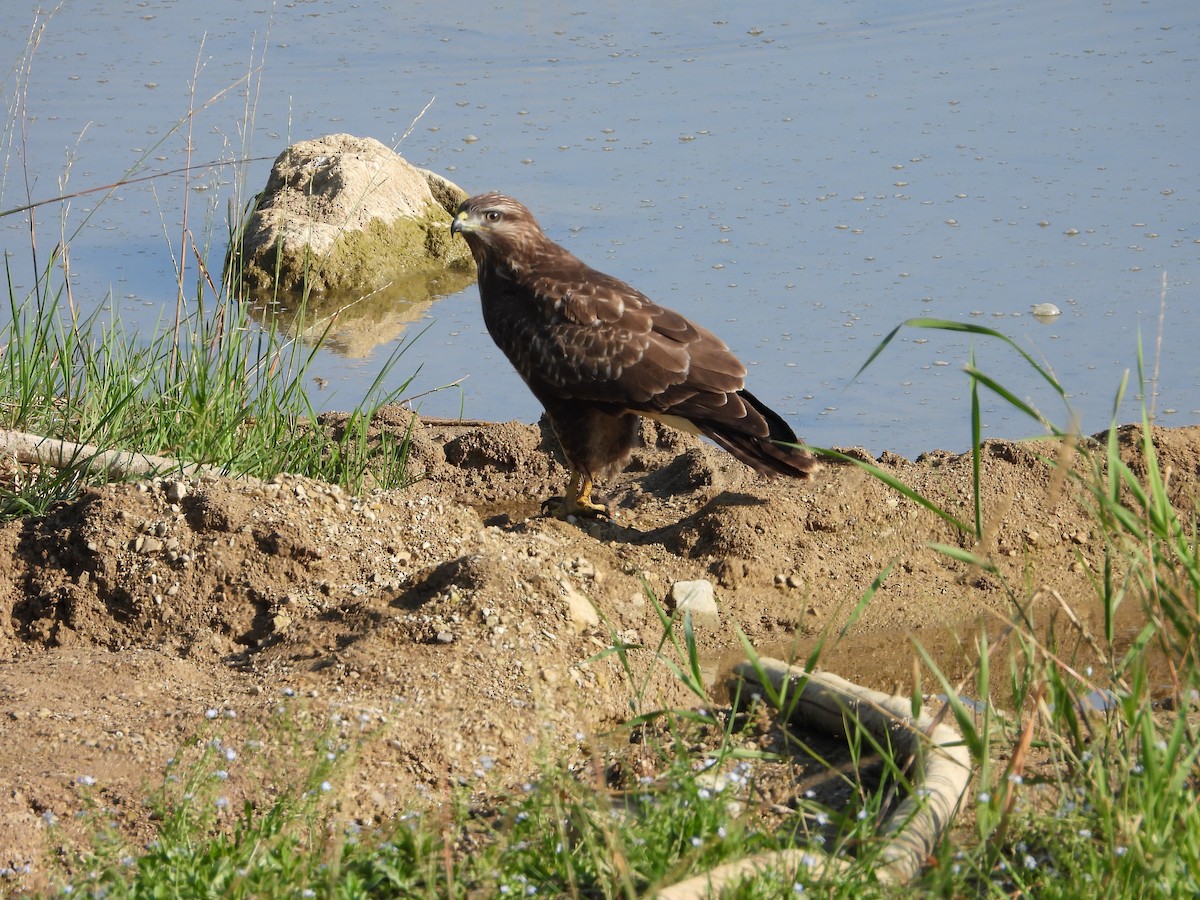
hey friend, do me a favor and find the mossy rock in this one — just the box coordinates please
[229,134,475,297]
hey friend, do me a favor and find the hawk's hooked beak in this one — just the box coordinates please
[450,209,472,235]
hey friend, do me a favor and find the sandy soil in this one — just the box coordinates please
[1,411,1196,888]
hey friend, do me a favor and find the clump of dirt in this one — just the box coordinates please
[0,413,1196,886]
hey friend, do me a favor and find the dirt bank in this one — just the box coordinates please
[1,412,1196,883]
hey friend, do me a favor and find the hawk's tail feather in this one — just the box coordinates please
[701,427,822,478]
[698,389,821,479]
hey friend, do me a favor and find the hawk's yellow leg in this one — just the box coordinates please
[542,471,611,519]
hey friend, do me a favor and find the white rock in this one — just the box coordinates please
[234,133,474,297]
[668,579,719,624]
[559,579,599,633]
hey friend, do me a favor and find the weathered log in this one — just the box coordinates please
[657,658,973,898]
[0,428,219,480]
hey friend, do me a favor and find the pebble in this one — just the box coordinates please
[667,579,719,624]
[560,579,599,632]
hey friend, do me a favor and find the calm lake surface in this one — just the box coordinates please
[2,0,1196,458]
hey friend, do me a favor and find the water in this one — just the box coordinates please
[2,0,1196,458]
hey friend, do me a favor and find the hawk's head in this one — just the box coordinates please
[451,192,547,270]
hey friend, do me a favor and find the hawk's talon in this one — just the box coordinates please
[541,473,613,520]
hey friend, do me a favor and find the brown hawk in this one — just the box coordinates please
[451,192,820,519]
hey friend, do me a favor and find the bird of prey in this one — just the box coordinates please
[451,192,820,519]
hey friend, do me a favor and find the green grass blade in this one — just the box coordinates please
[811,446,975,535]
[969,348,983,539]
[857,317,1068,405]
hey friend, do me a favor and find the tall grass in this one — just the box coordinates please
[842,318,1200,896]
[1,15,422,521]
[0,267,419,510]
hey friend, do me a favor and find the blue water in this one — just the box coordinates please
[2,0,1196,458]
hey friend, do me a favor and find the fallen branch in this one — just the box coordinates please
[0,428,222,481]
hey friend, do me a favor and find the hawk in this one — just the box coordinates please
[451,192,820,519]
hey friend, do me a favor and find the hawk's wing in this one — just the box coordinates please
[514,257,751,424]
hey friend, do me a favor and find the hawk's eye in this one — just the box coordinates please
[485,210,501,222]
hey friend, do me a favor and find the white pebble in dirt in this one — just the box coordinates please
[668,579,719,625]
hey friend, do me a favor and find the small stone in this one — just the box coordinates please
[435,631,455,644]
[786,574,803,589]
[561,579,599,633]
[667,579,719,624]
[164,481,188,503]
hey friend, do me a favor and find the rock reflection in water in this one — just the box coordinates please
[245,267,477,358]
